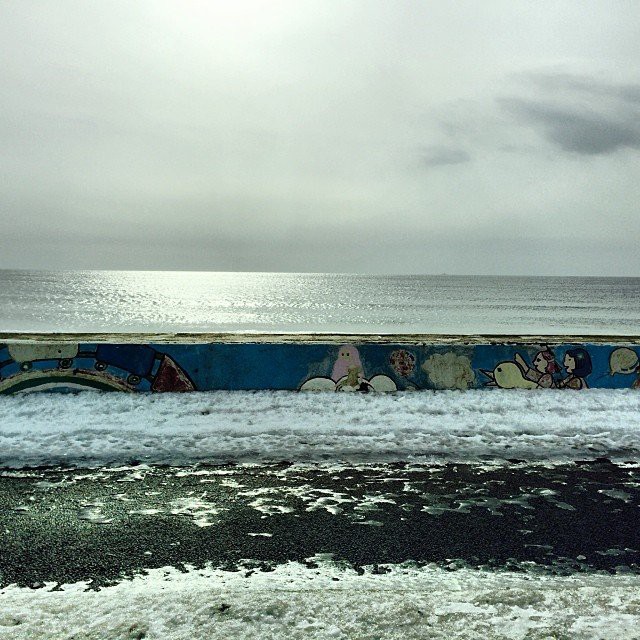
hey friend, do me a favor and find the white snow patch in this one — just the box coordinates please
[1,562,640,639]
[168,496,224,528]
[0,390,639,468]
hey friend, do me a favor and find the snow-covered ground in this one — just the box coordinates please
[2,390,640,638]
[2,561,640,640]
[0,389,639,467]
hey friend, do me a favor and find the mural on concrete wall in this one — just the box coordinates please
[422,352,475,390]
[299,344,398,392]
[482,360,539,389]
[609,347,640,389]
[557,348,592,390]
[0,343,195,393]
[1,340,639,393]
[389,349,416,378]
[516,349,560,388]
[482,349,560,389]
[297,342,637,393]
[480,347,596,390]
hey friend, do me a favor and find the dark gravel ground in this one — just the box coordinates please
[1,459,639,589]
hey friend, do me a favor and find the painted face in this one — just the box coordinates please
[564,353,576,374]
[533,353,547,373]
[331,344,363,382]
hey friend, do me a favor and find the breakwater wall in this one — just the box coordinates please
[0,334,639,393]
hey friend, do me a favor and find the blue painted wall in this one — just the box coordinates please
[1,340,639,393]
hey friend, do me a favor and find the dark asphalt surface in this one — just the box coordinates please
[1,460,640,588]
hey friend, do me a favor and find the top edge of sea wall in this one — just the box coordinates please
[1,332,639,345]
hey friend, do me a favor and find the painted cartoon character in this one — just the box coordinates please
[334,366,374,392]
[481,361,539,389]
[331,345,363,382]
[514,349,559,388]
[557,348,592,390]
[608,347,640,389]
[300,344,397,392]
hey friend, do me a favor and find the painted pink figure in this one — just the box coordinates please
[331,344,363,382]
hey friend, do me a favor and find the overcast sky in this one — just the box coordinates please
[1,0,639,275]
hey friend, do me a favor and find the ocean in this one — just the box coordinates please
[0,269,639,334]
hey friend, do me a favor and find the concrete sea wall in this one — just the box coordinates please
[0,334,639,393]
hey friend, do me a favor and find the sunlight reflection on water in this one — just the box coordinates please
[1,270,639,334]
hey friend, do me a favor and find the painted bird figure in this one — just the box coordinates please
[481,361,539,390]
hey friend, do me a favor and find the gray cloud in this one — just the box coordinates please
[421,146,471,167]
[524,72,640,105]
[1,2,640,274]
[498,72,640,156]
[499,97,640,155]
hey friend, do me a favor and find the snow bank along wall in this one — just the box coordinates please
[1,334,639,393]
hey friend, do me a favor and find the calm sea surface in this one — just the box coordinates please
[0,270,639,334]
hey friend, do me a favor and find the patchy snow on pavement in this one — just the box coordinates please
[2,561,640,640]
[1,389,639,467]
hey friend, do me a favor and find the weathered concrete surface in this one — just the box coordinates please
[1,332,640,344]
[2,335,640,391]
[1,461,639,589]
